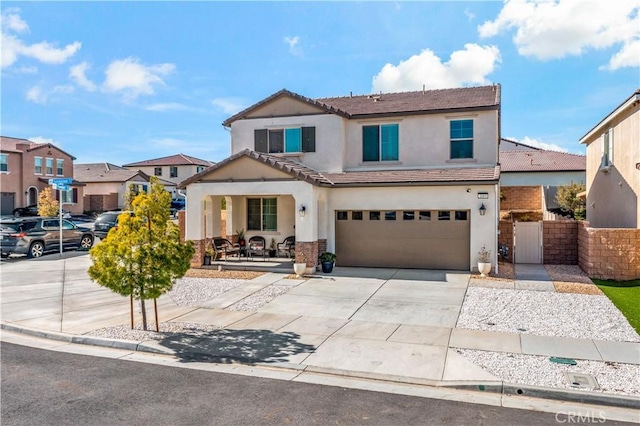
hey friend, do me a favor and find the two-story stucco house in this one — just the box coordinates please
[0,136,84,215]
[123,154,213,187]
[74,162,176,212]
[179,86,501,271]
[579,89,640,228]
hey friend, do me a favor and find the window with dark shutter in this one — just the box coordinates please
[254,129,268,153]
[302,127,315,152]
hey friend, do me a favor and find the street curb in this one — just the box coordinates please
[2,322,639,410]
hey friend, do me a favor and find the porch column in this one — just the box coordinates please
[294,187,320,267]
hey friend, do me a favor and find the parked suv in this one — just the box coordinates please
[93,211,132,239]
[0,217,94,258]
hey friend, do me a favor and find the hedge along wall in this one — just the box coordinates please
[578,222,640,280]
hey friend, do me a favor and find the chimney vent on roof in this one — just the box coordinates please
[423,84,425,94]
[350,91,352,98]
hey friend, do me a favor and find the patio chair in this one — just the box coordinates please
[277,236,295,258]
[212,238,241,261]
[248,236,268,261]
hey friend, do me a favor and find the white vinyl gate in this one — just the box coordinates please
[514,221,542,264]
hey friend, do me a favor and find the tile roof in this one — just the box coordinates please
[323,166,500,186]
[1,136,76,159]
[223,85,501,125]
[318,85,501,117]
[178,149,333,188]
[123,153,213,167]
[499,150,585,172]
[179,149,500,188]
[74,163,146,183]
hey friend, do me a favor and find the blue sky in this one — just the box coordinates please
[2,1,638,165]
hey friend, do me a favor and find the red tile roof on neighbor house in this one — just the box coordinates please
[123,153,213,167]
[499,150,585,172]
[179,149,500,188]
[223,85,501,125]
[74,163,146,183]
[1,136,77,159]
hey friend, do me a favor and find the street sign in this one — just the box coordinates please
[49,177,73,185]
[51,183,70,191]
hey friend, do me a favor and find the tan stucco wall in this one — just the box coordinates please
[245,96,329,119]
[583,103,639,228]
[343,110,499,170]
[202,156,293,181]
[133,164,203,185]
[231,114,346,173]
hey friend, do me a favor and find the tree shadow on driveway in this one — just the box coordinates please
[158,328,316,365]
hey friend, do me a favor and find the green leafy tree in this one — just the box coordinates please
[38,187,59,217]
[88,177,194,330]
[555,182,586,220]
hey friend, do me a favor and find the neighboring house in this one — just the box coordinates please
[499,138,586,219]
[579,89,640,228]
[123,154,213,187]
[74,163,176,212]
[0,136,84,215]
[179,86,501,271]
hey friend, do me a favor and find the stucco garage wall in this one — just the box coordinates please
[327,184,497,271]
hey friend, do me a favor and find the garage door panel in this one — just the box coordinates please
[336,210,469,270]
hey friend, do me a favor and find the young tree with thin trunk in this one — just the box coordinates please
[88,177,194,330]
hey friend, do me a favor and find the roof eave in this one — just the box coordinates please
[579,90,640,144]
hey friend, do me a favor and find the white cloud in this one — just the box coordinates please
[1,10,81,69]
[146,102,192,112]
[602,39,640,70]
[149,138,184,149]
[284,36,302,56]
[464,8,475,21]
[211,97,247,115]
[103,57,175,100]
[1,8,29,32]
[26,84,74,105]
[479,0,640,70]
[507,136,569,152]
[26,86,46,104]
[69,62,97,91]
[372,44,501,92]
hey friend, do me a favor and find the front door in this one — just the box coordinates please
[514,221,542,263]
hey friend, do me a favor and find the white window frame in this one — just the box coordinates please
[35,157,43,174]
[56,159,64,175]
[45,157,54,175]
[0,153,8,173]
[601,128,613,168]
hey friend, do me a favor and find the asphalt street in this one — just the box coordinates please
[0,342,602,426]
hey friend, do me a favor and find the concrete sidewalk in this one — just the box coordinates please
[1,254,639,412]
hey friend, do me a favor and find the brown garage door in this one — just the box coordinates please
[335,210,470,270]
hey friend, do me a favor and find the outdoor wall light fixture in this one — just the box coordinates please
[479,203,487,216]
[299,205,306,218]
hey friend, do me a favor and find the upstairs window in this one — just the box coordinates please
[35,157,42,174]
[58,188,78,204]
[0,154,8,172]
[450,119,473,159]
[363,124,398,162]
[247,197,277,231]
[56,159,64,175]
[46,158,54,175]
[196,166,205,173]
[602,128,613,167]
[170,166,178,178]
[154,167,162,176]
[254,127,315,154]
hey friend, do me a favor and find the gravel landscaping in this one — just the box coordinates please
[458,349,640,396]
[457,287,640,342]
[168,277,245,307]
[89,322,222,341]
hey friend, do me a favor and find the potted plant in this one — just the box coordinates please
[293,252,307,278]
[203,246,214,266]
[478,245,492,277]
[236,228,246,247]
[319,252,336,273]
[269,238,277,257]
